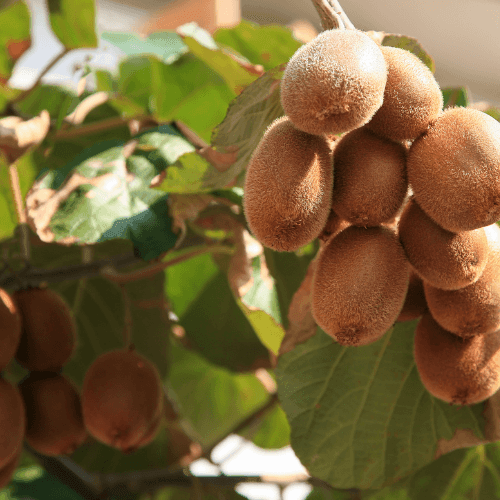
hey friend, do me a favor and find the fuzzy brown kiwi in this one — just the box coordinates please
[396,271,428,322]
[19,372,87,456]
[0,378,25,469]
[244,116,333,251]
[407,107,500,232]
[0,288,21,371]
[366,46,443,141]
[280,29,387,136]
[330,126,408,226]
[414,313,500,405]
[399,198,489,290]
[82,348,163,453]
[13,287,76,371]
[424,223,500,337]
[318,210,350,243]
[312,226,410,346]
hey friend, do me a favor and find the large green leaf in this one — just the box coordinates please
[214,20,302,70]
[47,0,97,49]
[28,137,178,260]
[160,65,284,193]
[382,34,435,73]
[101,31,187,63]
[363,442,500,500]
[276,322,485,489]
[179,271,270,372]
[167,339,270,447]
[0,1,31,84]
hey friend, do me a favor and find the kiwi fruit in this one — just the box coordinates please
[318,210,350,242]
[135,411,163,448]
[407,107,500,232]
[396,271,427,322]
[331,127,408,226]
[399,198,489,290]
[82,348,163,453]
[244,116,333,251]
[0,378,25,469]
[312,226,409,346]
[0,447,21,489]
[414,313,500,405]
[13,287,76,372]
[280,29,387,136]
[19,372,87,456]
[424,223,500,337]
[366,46,443,141]
[0,288,21,371]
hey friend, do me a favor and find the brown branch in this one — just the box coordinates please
[12,49,71,104]
[54,115,148,140]
[310,0,355,31]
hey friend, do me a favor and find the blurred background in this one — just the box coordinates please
[6,0,500,499]
[9,0,500,105]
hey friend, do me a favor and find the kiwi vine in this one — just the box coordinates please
[0,0,500,498]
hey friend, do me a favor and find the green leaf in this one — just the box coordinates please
[0,152,45,241]
[47,0,97,49]
[242,403,291,449]
[364,443,500,500]
[167,339,270,447]
[0,1,31,84]
[4,466,86,500]
[276,322,485,489]
[148,485,249,500]
[30,139,178,259]
[382,34,435,73]
[179,271,270,372]
[214,20,302,71]
[181,36,257,94]
[441,87,470,109]
[165,251,219,318]
[484,107,500,122]
[204,66,285,190]
[264,246,317,329]
[101,31,187,63]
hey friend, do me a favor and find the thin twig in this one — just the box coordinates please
[8,164,30,262]
[12,49,71,104]
[101,245,234,284]
[310,0,355,31]
[55,115,148,140]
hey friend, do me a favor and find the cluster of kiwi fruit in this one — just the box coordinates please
[243,27,500,406]
[0,285,165,487]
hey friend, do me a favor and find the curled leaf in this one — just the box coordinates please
[0,110,50,150]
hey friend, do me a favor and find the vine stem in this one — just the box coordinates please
[8,163,30,262]
[12,48,71,104]
[310,0,355,31]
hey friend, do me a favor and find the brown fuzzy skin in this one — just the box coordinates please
[396,271,428,322]
[0,447,21,489]
[366,46,443,141]
[331,127,408,226]
[318,209,350,243]
[312,226,410,346]
[244,117,333,251]
[82,349,163,453]
[408,107,500,232]
[13,287,76,371]
[0,289,21,371]
[19,373,87,456]
[0,379,25,470]
[399,198,489,290]
[280,30,387,136]
[424,223,500,337]
[414,313,500,405]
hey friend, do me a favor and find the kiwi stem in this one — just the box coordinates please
[120,284,133,348]
[8,163,31,263]
[310,0,355,31]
